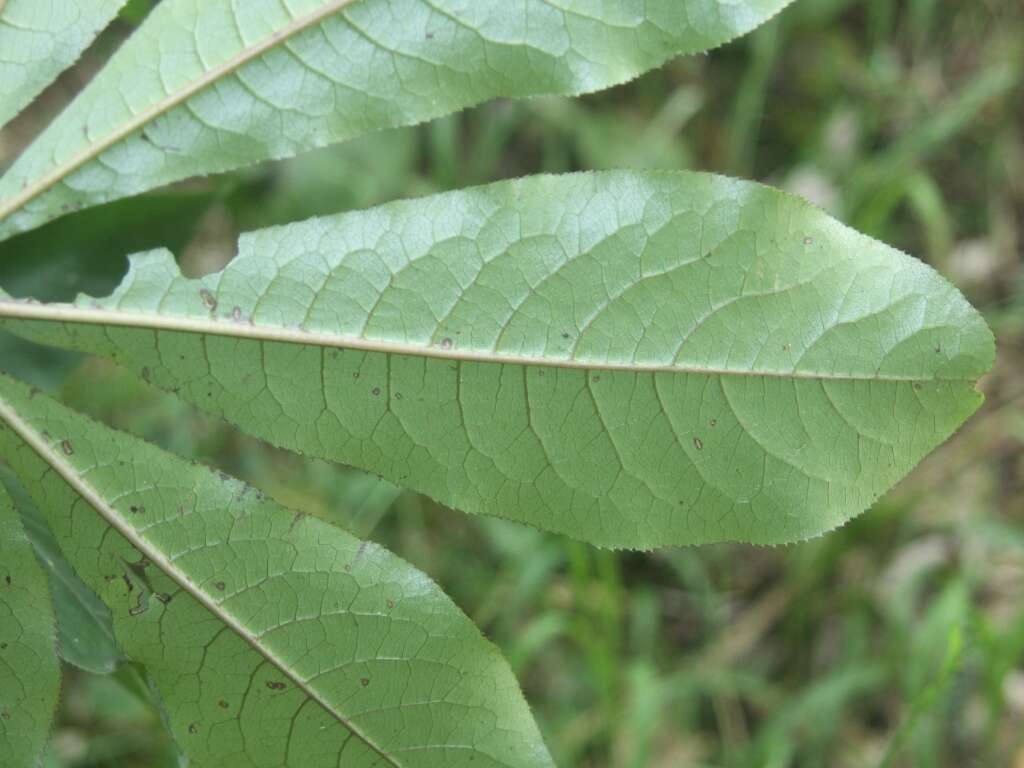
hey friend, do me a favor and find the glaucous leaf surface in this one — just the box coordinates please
[0,172,995,548]
[0,479,60,765]
[0,373,553,768]
[1,466,121,674]
[0,0,794,239]
[0,0,128,129]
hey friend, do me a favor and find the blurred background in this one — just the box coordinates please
[0,0,1022,766]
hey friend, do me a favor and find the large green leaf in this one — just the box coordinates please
[0,373,553,767]
[0,172,995,548]
[0,0,128,130]
[0,0,794,240]
[0,477,60,766]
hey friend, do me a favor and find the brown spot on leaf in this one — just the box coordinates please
[440,337,453,350]
[386,599,395,610]
[360,678,370,687]
[710,419,717,427]
[371,387,381,396]
[693,437,704,451]
[218,699,229,709]
[803,236,814,246]
[130,505,144,515]
[154,593,171,604]
[60,440,74,456]
[214,581,226,591]
[231,306,243,321]
[266,681,287,691]
[188,723,199,734]
[199,289,218,311]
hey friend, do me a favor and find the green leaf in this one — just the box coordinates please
[0,171,995,548]
[0,0,129,130]
[0,0,795,240]
[0,466,121,674]
[0,473,60,766]
[0,372,553,767]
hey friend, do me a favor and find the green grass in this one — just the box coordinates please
[1,0,1022,765]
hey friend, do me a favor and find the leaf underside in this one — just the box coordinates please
[0,373,553,768]
[0,171,995,548]
[0,0,794,239]
[0,480,60,766]
[0,0,128,130]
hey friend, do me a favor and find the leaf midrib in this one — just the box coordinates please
[0,299,958,383]
[0,0,361,225]
[0,394,401,768]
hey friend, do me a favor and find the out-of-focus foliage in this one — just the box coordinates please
[0,0,1021,766]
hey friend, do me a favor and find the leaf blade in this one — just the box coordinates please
[0,0,795,239]
[0,171,995,547]
[0,373,553,767]
[0,0,128,130]
[0,476,60,766]
[1,466,121,674]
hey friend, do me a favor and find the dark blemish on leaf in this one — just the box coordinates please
[354,541,369,563]
[0,712,8,721]
[214,581,226,591]
[934,345,942,354]
[154,593,171,604]
[440,337,453,350]
[199,289,218,311]
[0,643,6,649]
[360,678,370,687]
[344,564,352,573]
[371,387,381,396]
[141,367,152,384]
[266,681,287,691]
[130,505,144,515]
[394,392,403,400]
[289,511,307,532]
[803,237,814,246]
[218,699,229,709]
[386,599,395,610]
[782,344,790,352]
[3,575,9,586]
[561,332,571,339]
[693,437,704,451]
[426,31,434,39]
[592,375,601,383]
[710,419,717,427]
[188,723,199,734]
[231,306,243,321]
[352,372,360,379]
[913,383,922,390]
[61,440,74,456]
[129,604,146,617]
